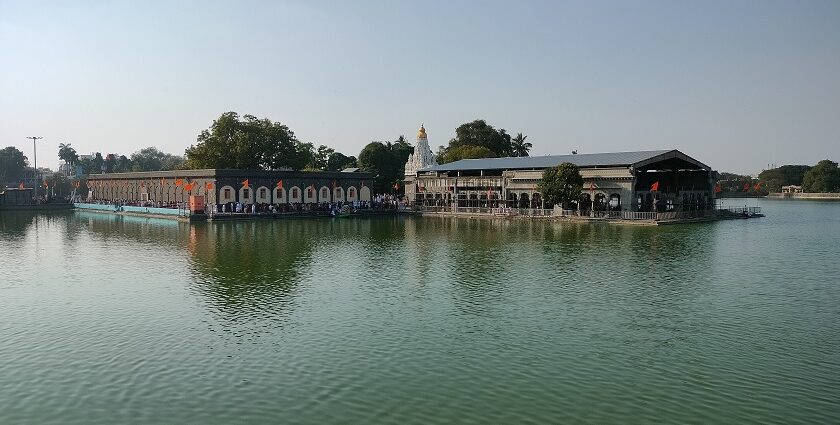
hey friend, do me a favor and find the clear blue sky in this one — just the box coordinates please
[2,0,838,174]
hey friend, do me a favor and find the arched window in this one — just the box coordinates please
[259,188,267,198]
[321,188,329,199]
[292,188,299,198]
[349,187,355,197]
[307,188,314,198]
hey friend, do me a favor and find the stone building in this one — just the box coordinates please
[404,149,717,212]
[86,169,375,205]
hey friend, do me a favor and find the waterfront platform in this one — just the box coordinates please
[766,193,840,201]
[72,203,398,221]
[416,206,763,225]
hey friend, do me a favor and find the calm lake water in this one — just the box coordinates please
[1,199,839,424]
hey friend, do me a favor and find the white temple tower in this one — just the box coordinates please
[404,124,438,177]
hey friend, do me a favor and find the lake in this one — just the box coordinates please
[1,199,838,424]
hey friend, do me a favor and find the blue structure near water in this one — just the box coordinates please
[74,203,187,216]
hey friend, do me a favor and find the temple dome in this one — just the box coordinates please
[416,125,427,139]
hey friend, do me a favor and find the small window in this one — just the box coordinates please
[292,188,299,198]
[243,188,250,198]
[322,189,328,198]
[349,188,355,197]
[307,188,313,198]
[260,188,267,198]
[224,188,231,198]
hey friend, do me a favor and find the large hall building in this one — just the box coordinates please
[86,169,375,205]
[403,127,717,212]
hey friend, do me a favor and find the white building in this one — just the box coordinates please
[404,125,438,177]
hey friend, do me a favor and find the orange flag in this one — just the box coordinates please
[205,181,214,190]
[754,181,762,191]
[175,178,184,187]
[650,181,660,192]
[715,183,722,193]
[43,180,49,187]
[242,179,250,188]
[18,182,24,190]
[160,177,166,186]
[276,180,283,189]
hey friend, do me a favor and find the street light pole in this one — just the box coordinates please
[26,136,43,191]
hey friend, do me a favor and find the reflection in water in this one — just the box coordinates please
[3,205,840,424]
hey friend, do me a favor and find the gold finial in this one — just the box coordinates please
[417,124,427,139]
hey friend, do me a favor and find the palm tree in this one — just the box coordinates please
[58,143,79,175]
[511,133,531,157]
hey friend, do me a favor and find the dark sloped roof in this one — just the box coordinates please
[422,150,675,172]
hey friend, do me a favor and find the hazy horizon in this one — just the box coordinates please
[2,0,839,175]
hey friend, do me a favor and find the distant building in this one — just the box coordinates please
[86,169,375,205]
[781,185,802,193]
[404,149,717,212]
[404,125,438,177]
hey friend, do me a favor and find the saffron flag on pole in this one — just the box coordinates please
[650,181,659,191]
[276,180,283,189]
[754,181,762,191]
[715,183,722,193]
[175,178,184,187]
[205,182,214,190]
[18,182,24,190]
[242,179,250,188]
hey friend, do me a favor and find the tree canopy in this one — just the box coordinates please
[437,145,495,164]
[510,133,531,157]
[758,165,811,193]
[58,143,79,166]
[435,119,528,164]
[538,162,583,208]
[130,147,186,172]
[358,138,410,194]
[0,146,28,185]
[185,112,313,170]
[802,160,840,193]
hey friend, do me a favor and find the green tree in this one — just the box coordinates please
[326,152,357,171]
[538,162,583,209]
[358,141,401,193]
[758,165,811,192]
[312,145,335,170]
[130,147,185,171]
[802,160,840,192]
[445,119,513,157]
[510,133,531,157]
[58,143,79,170]
[438,145,495,164]
[46,172,74,198]
[185,112,311,170]
[0,146,28,185]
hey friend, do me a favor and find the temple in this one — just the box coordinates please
[404,125,438,177]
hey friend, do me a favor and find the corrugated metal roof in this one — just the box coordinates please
[421,150,675,172]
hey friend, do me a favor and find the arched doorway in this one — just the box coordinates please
[594,193,607,211]
[519,193,530,208]
[579,193,592,213]
[532,193,542,209]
